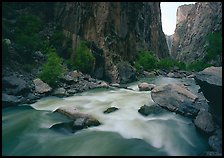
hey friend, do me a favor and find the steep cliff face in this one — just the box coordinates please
[171,2,222,63]
[54,2,169,82]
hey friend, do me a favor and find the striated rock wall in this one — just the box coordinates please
[171,2,222,63]
[54,2,169,82]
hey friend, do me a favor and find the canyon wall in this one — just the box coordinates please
[171,2,222,63]
[54,2,169,82]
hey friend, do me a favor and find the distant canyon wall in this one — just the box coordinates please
[170,2,222,63]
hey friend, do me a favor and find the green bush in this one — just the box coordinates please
[134,51,158,71]
[70,41,95,74]
[39,47,63,87]
[204,32,222,62]
[157,58,174,70]
[186,59,212,72]
[175,61,186,70]
[15,14,43,51]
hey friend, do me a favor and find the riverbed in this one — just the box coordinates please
[2,76,209,156]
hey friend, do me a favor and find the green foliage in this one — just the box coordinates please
[175,61,186,70]
[70,41,95,74]
[157,58,174,70]
[204,32,222,62]
[39,48,63,87]
[134,51,158,71]
[15,14,43,51]
[186,59,212,72]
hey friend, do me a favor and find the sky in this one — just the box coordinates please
[161,2,195,35]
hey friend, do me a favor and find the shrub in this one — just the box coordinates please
[70,41,95,74]
[15,14,43,51]
[204,32,222,62]
[186,59,212,72]
[157,58,174,70]
[39,47,63,87]
[134,51,158,71]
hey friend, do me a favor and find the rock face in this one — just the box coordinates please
[171,2,222,63]
[194,66,222,124]
[54,2,169,83]
[151,83,208,117]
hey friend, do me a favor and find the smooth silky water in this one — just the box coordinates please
[2,77,209,156]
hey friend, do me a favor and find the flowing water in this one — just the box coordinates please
[2,77,209,156]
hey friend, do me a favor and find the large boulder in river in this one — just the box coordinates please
[138,82,156,91]
[138,104,165,116]
[151,83,201,117]
[33,78,52,94]
[194,66,222,123]
[55,106,100,127]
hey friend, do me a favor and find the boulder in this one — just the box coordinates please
[53,88,68,97]
[167,72,175,78]
[2,93,24,107]
[151,83,201,117]
[138,82,156,91]
[2,75,30,95]
[138,104,165,116]
[33,78,52,94]
[194,66,222,124]
[54,106,101,133]
[208,129,222,153]
[116,62,137,84]
[194,109,215,133]
[103,107,119,114]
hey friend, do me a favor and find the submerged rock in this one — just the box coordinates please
[151,83,201,117]
[138,104,165,116]
[103,107,119,114]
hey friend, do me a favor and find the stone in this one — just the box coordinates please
[194,109,215,133]
[33,78,52,94]
[2,93,24,107]
[116,62,137,84]
[208,129,222,153]
[138,104,165,116]
[53,88,68,97]
[103,107,119,114]
[138,82,156,91]
[151,83,200,117]
[2,75,30,95]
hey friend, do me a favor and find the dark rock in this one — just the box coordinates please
[204,151,222,156]
[60,75,75,85]
[208,129,222,153]
[194,109,215,134]
[2,93,24,107]
[103,107,119,114]
[2,75,30,95]
[194,66,222,124]
[138,104,165,116]
[117,62,137,84]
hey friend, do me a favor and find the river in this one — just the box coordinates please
[2,76,209,156]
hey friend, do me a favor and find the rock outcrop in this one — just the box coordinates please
[171,2,222,63]
[194,66,222,124]
[54,2,169,83]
